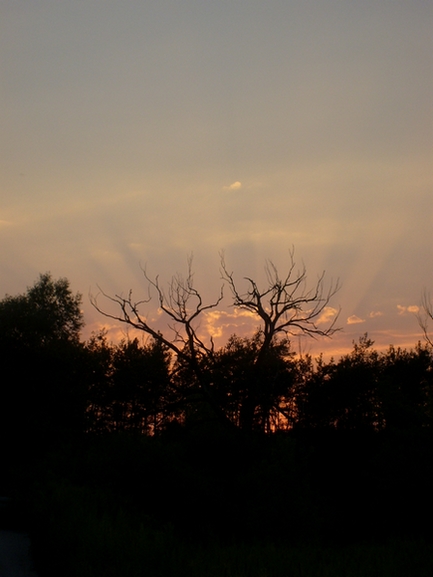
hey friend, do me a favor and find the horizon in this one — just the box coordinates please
[1,0,432,358]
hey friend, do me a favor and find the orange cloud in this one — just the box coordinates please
[369,311,384,318]
[203,308,257,340]
[317,306,339,325]
[223,181,242,191]
[347,315,365,325]
[397,305,420,315]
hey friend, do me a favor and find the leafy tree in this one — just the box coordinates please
[0,272,83,347]
[331,334,382,431]
[109,337,174,434]
[295,335,433,434]
[293,352,337,430]
[0,273,85,450]
[83,329,116,433]
[379,342,433,432]
[84,332,176,434]
[296,335,383,431]
[209,332,297,432]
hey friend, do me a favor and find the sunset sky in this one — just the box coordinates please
[1,0,432,357]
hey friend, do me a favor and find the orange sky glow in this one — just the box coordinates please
[1,1,432,359]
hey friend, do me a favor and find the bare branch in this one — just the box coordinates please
[418,291,433,347]
[91,257,224,364]
[220,249,341,350]
[90,285,181,357]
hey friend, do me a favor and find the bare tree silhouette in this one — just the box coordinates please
[220,248,340,354]
[91,250,340,431]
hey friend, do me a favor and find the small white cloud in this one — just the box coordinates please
[223,181,242,191]
[397,305,420,316]
[369,311,383,318]
[347,315,365,325]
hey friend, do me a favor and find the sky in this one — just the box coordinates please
[1,0,432,357]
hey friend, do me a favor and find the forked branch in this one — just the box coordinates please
[220,249,340,349]
[90,256,224,362]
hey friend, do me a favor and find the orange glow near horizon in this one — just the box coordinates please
[82,301,427,364]
[1,1,432,355]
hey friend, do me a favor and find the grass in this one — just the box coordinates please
[28,479,433,577]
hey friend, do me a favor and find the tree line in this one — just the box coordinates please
[2,264,433,572]
[1,263,432,446]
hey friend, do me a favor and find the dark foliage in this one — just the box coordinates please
[0,274,86,467]
[85,332,176,434]
[2,273,433,576]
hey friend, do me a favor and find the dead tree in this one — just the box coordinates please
[220,248,340,431]
[91,256,227,425]
[92,251,340,432]
[220,248,340,350]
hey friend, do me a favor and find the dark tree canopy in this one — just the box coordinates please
[0,273,85,448]
[0,272,83,347]
[85,333,175,435]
